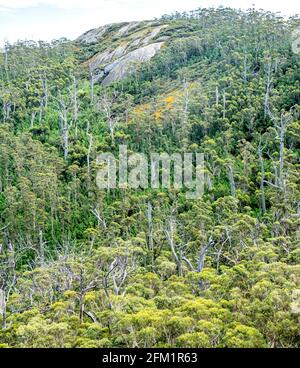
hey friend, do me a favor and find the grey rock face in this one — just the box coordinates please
[89,44,129,71]
[77,22,143,44]
[78,21,169,85]
[117,22,142,37]
[76,24,112,44]
[142,25,168,45]
[102,42,164,85]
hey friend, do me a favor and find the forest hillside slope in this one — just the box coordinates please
[0,7,299,348]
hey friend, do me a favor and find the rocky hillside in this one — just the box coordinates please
[0,8,300,348]
[76,21,169,85]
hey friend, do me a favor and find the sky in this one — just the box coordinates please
[0,0,299,45]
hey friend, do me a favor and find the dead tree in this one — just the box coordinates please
[258,140,266,214]
[103,257,128,310]
[264,60,274,116]
[147,201,154,266]
[89,66,95,106]
[227,164,236,198]
[87,134,93,178]
[265,106,296,191]
[0,232,16,330]
[97,93,119,145]
[165,218,182,276]
[58,96,73,160]
[197,237,215,273]
[73,76,79,137]
[181,237,215,273]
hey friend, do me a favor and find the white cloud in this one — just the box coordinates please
[0,7,10,11]
[0,0,298,14]
[0,1,109,9]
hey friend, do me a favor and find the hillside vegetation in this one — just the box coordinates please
[0,7,300,348]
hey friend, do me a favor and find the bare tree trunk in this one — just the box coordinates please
[39,230,45,266]
[90,67,94,106]
[197,237,214,273]
[223,91,226,119]
[109,119,115,145]
[264,60,273,116]
[4,44,9,82]
[63,113,69,160]
[98,94,119,145]
[267,108,294,191]
[87,134,93,178]
[278,115,286,190]
[0,289,6,329]
[215,86,219,105]
[59,103,69,160]
[73,76,79,137]
[227,164,236,198]
[165,219,182,276]
[243,52,248,83]
[147,201,154,266]
[216,249,222,274]
[30,111,36,128]
[79,293,85,323]
[0,233,16,330]
[182,81,190,149]
[258,145,266,214]
[42,74,48,109]
[39,96,43,123]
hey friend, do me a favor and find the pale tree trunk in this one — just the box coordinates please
[264,60,273,116]
[62,111,69,160]
[227,164,236,198]
[30,111,37,128]
[90,67,94,106]
[243,52,248,83]
[197,237,214,273]
[87,134,93,178]
[73,76,79,137]
[182,81,190,149]
[109,119,115,145]
[258,145,266,214]
[0,289,6,330]
[147,201,154,266]
[98,94,119,145]
[4,44,9,82]
[59,102,70,160]
[266,108,295,192]
[278,115,286,190]
[0,234,16,330]
[223,91,226,119]
[42,74,48,109]
[215,86,219,105]
[39,96,43,123]
[181,237,215,274]
[165,219,182,276]
[39,230,45,266]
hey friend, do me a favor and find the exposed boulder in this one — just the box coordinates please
[77,21,169,85]
[117,22,142,37]
[142,25,168,45]
[89,44,129,71]
[76,24,113,44]
[77,21,145,44]
[102,42,165,85]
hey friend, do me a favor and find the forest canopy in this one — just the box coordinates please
[0,7,299,348]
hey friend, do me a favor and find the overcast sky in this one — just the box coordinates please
[0,0,299,45]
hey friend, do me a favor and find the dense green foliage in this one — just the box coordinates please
[0,7,299,348]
